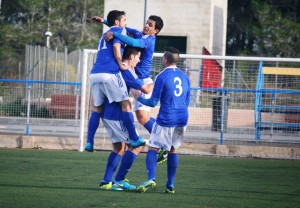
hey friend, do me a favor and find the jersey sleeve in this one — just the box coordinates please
[113,32,146,48]
[125,27,143,38]
[121,70,144,90]
[137,74,163,107]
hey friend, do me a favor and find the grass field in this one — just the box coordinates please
[0,149,300,208]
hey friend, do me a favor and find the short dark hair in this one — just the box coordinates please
[149,15,164,35]
[122,46,141,60]
[107,10,126,27]
[164,47,180,64]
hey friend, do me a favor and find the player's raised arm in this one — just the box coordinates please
[90,16,105,23]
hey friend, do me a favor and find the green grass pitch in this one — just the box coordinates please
[0,149,299,208]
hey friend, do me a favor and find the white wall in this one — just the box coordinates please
[104,0,228,55]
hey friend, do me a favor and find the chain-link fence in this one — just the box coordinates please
[1,46,300,155]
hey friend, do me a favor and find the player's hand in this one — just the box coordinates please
[104,32,114,42]
[131,89,141,99]
[90,16,104,23]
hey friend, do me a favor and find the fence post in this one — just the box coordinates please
[25,82,32,136]
[79,49,88,152]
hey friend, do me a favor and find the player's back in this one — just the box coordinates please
[156,68,190,127]
[91,27,126,74]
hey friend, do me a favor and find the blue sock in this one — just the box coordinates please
[143,117,156,133]
[87,111,101,144]
[121,111,139,141]
[146,150,157,180]
[166,153,178,187]
[115,151,137,181]
[102,152,121,183]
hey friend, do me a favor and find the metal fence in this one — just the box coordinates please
[1,45,300,153]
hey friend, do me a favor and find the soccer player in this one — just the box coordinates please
[85,10,145,152]
[132,47,190,194]
[105,15,164,134]
[98,15,168,163]
[99,46,153,191]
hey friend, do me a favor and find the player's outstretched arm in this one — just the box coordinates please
[131,89,158,107]
[125,27,143,38]
[140,83,153,94]
[105,32,146,48]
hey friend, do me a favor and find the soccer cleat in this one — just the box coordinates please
[129,137,146,148]
[157,149,168,164]
[85,143,93,152]
[99,181,112,190]
[164,186,175,194]
[137,179,156,193]
[111,180,136,191]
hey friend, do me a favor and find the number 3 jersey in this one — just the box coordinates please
[152,67,190,127]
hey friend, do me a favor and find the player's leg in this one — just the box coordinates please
[164,126,186,194]
[85,105,102,152]
[85,75,105,152]
[99,119,128,190]
[137,146,159,193]
[99,142,125,190]
[165,146,177,194]
[119,99,145,147]
[111,145,144,191]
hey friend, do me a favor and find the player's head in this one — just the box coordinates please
[143,15,164,36]
[107,10,126,27]
[162,47,180,67]
[122,46,141,68]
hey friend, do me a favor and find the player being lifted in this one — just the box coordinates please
[92,14,168,163]
[85,10,145,152]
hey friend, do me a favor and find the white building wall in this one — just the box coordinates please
[104,0,228,55]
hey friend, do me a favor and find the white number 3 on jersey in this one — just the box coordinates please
[174,77,183,96]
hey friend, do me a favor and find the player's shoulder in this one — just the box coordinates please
[109,26,125,33]
[142,34,155,41]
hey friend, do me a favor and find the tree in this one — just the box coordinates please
[252,0,300,57]
[226,0,300,57]
[0,0,104,52]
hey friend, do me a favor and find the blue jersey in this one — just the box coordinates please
[101,99,122,120]
[91,27,126,74]
[125,27,156,79]
[151,68,190,127]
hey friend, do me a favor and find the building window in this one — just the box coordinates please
[155,36,187,54]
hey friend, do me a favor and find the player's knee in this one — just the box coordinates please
[93,105,102,113]
[136,112,150,125]
[169,146,176,154]
[120,100,132,112]
[113,142,125,154]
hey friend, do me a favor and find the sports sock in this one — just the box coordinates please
[143,117,156,133]
[121,111,139,141]
[115,150,137,181]
[86,111,101,144]
[102,152,121,183]
[146,150,157,180]
[166,153,178,187]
